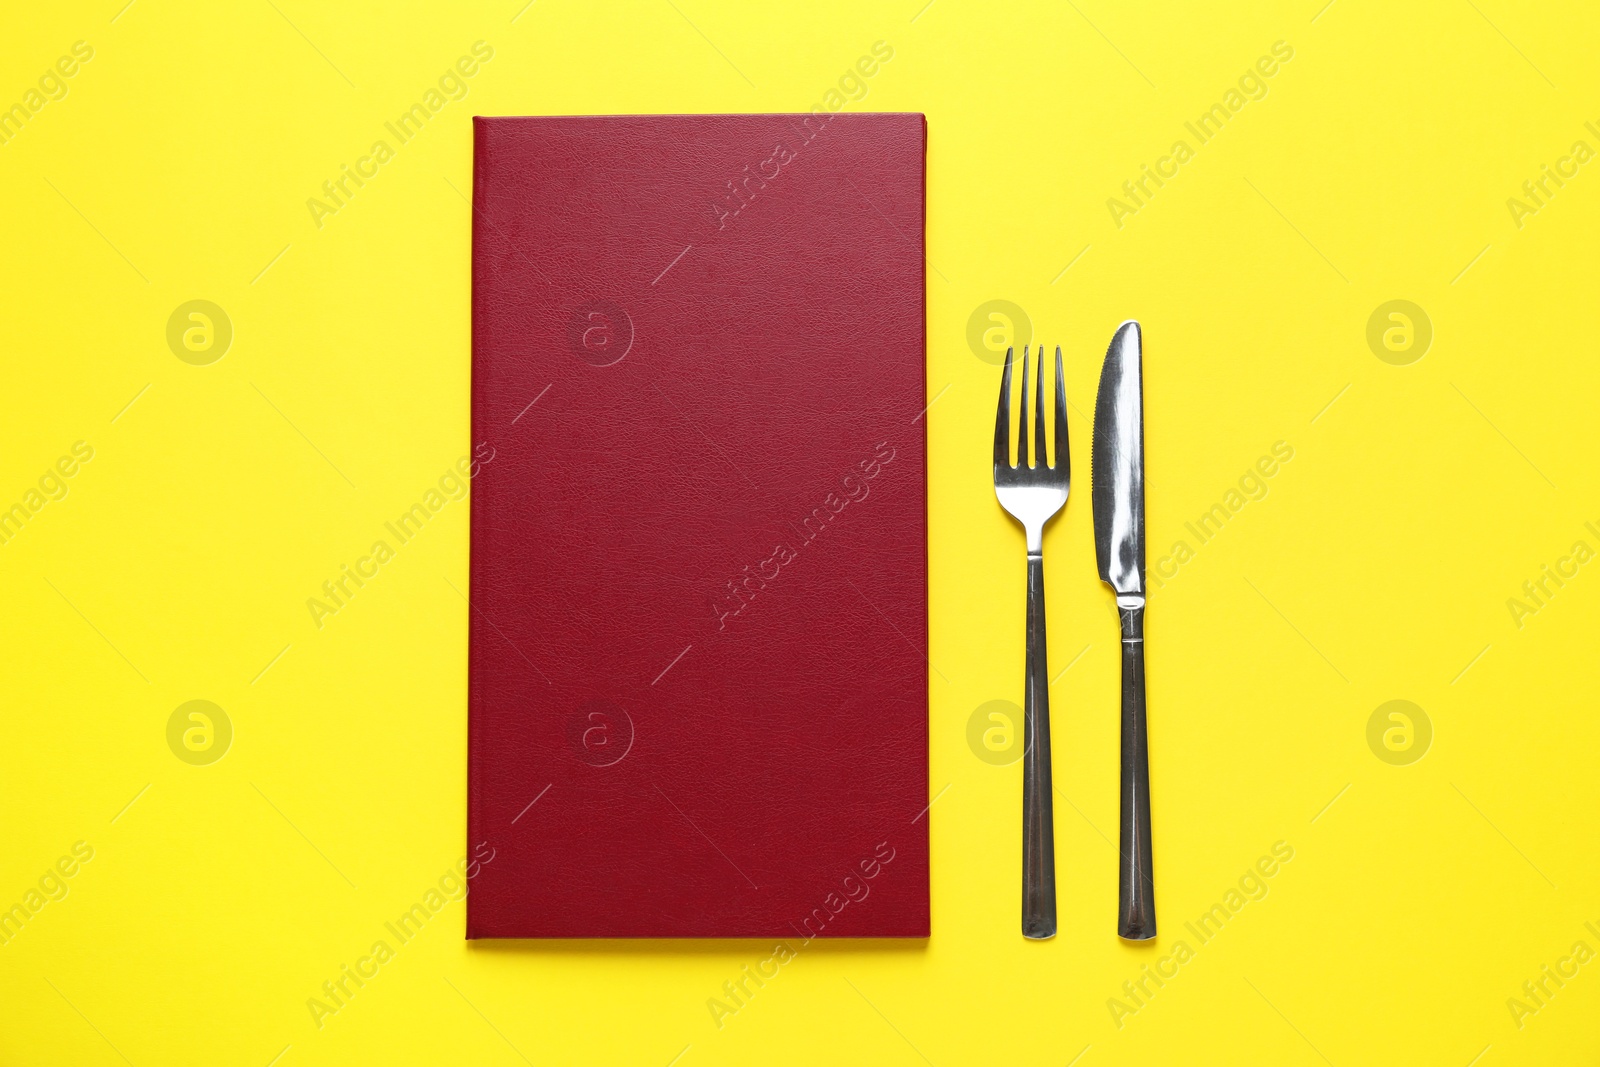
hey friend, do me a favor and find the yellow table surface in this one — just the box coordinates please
[3,1,1597,1063]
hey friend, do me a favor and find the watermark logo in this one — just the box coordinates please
[711,143,797,231]
[966,300,1031,366]
[1506,527,1597,630]
[1508,924,1600,1030]
[0,40,94,149]
[1366,700,1430,766]
[1506,124,1599,230]
[307,842,496,1029]
[308,444,495,630]
[568,700,634,768]
[710,442,894,631]
[1366,300,1431,366]
[700,40,896,243]
[1109,840,1294,1028]
[0,440,94,549]
[1148,441,1293,588]
[166,300,232,366]
[966,699,1024,766]
[0,841,94,947]
[706,840,897,1030]
[306,42,494,230]
[809,41,894,115]
[1107,41,1295,229]
[167,700,232,766]
[567,300,633,366]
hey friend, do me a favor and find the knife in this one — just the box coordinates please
[1091,320,1156,941]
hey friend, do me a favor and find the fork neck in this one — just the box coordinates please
[1025,524,1044,554]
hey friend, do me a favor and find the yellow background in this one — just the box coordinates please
[2,0,1597,1063]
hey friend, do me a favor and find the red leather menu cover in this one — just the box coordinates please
[467,114,928,938]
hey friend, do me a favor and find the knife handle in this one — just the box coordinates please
[1022,552,1057,940]
[1117,604,1156,940]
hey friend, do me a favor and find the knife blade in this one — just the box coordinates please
[1092,320,1144,600]
[1091,319,1157,941]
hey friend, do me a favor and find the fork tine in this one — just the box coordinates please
[1053,345,1068,472]
[994,346,1013,470]
[1017,345,1030,467]
[1034,341,1047,469]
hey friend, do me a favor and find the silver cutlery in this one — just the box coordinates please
[1091,320,1156,940]
[993,343,1069,940]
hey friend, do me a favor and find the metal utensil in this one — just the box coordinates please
[993,343,1069,940]
[1091,320,1156,941]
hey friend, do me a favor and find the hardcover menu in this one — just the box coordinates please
[468,113,928,938]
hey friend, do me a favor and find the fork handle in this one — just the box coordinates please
[1022,552,1057,939]
[1117,605,1156,940]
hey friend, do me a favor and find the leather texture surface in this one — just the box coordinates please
[468,113,928,938]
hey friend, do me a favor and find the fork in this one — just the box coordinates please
[993,343,1069,940]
